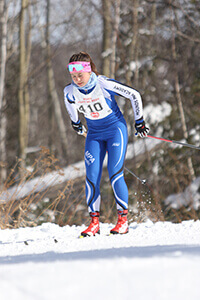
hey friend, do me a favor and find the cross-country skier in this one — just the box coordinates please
[64,51,149,237]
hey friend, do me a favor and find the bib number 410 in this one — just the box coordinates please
[79,102,103,114]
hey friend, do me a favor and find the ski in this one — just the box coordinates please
[2,237,58,246]
[78,232,125,238]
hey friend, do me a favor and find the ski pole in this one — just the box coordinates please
[124,167,146,185]
[147,135,200,150]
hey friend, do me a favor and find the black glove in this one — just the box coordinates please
[71,120,86,135]
[135,117,149,138]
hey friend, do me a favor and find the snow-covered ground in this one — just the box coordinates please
[0,220,200,300]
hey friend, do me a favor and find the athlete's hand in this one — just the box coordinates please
[135,117,149,138]
[71,120,87,135]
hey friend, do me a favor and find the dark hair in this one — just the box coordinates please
[69,51,99,75]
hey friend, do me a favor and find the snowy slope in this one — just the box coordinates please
[0,220,200,300]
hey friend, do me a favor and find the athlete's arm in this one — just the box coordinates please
[63,85,79,123]
[98,76,143,121]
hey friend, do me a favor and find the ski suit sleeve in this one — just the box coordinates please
[63,84,79,123]
[99,76,144,121]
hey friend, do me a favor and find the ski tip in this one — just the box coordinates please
[108,232,116,236]
[79,233,91,238]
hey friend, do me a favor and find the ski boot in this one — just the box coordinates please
[80,212,100,237]
[110,210,129,234]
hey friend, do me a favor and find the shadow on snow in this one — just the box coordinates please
[0,244,200,265]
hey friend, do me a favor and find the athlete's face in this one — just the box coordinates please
[71,72,91,88]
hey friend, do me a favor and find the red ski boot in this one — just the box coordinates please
[110,210,128,234]
[81,212,100,237]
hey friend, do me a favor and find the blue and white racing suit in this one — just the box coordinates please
[64,75,144,213]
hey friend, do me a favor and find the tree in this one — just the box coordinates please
[45,0,69,158]
[0,0,8,183]
[170,2,195,181]
[18,0,31,174]
[101,0,112,76]
[110,0,121,79]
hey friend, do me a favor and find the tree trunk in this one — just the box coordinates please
[45,0,68,158]
[126,0,139,87]
[110,0,121,79]
[0,0,7,183]
[102,0,112,76]
[170,5,195,181]
[124,0,139,142]
[46,0,54,151]
[18,0,30,175]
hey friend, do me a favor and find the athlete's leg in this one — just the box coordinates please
[107,122,128,210]
[85,134,106,212]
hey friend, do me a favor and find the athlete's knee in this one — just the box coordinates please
[85,178,100,199]
[109,166,124,183]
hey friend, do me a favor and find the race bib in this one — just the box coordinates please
[73,84,112,120]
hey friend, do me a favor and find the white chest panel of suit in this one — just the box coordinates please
[73,83,112,120]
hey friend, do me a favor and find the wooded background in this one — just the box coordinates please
[0,0,200,225]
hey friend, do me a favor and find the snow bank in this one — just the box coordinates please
[165,177,200,209]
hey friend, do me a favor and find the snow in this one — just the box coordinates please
[165,177,200,209]
[144,102,172,125]
[0,220,200,300]
[0,160,85,202]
